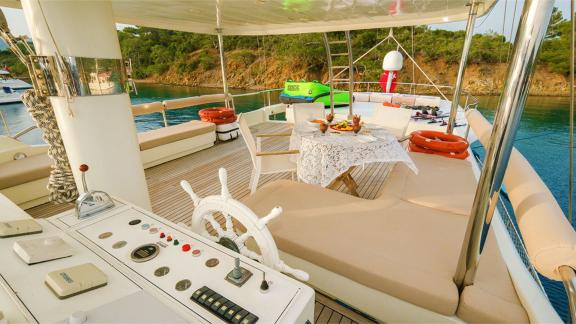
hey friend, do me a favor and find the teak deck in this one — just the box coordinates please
[26,122,390,323]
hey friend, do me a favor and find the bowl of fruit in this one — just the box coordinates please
[330,120,354,132]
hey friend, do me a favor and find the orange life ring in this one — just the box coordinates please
[199,107,235,119]
[201,115,237,125]
[410,130,469,153]
[409,142,469,160]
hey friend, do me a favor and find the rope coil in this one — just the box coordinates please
[21,90,78,203]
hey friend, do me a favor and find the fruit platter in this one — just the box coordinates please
[330,120,354,132]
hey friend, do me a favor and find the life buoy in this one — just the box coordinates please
[199,107,235,119]
[200,115,237,125]
[410,130,469,153]
[409,142,469,160]
[199,107,236,125]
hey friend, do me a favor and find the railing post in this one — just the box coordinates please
[559,265,576,323]
[215,0,234,111]
[447,0,479,134]
[454,0,555,289]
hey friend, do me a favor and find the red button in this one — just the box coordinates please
[192,249,201,257]
[166,236,173,242]
[159,232,165,238]
[182,244,191,252]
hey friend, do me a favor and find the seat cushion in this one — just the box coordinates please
[138,120,215,151]
[243,180,464,316]
[0,154,51,190]
[379,152,477,216]
[457,230,529,323]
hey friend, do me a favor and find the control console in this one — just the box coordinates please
[0,199,314,323]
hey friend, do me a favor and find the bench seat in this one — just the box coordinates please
[457,231,529,323]
[0,154,51,190]
[138,120,215,151]
[379,152,477,216]
[0,154,51,208]
[138,120,216,168]
[243,180,464,316]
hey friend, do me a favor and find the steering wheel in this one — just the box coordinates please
[180,168,309,281]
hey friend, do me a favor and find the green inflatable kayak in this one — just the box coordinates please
[279,80,351,107]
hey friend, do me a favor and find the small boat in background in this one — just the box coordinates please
[0,69,32,104]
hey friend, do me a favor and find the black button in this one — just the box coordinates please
[218,301,235,317]
[224,305,242,321]
[191,286,209,301]
[211,296,228,312]
[204,293,221,307]
[241,313,259,324]
[128,219,141,225]
[232,309,249,324]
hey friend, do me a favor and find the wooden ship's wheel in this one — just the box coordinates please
[181,168,309,281]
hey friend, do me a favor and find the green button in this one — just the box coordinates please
[173,239,180,246]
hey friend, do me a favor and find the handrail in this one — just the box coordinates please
[11,125,37,139]
[559,265,576,323]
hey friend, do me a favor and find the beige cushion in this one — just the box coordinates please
[243,180,464,316]
[467,109,576,280]
[379,152,476,216]
[392,94,416,105]
[457,230,529,323]
[0,154,51,190]
[138,121,215,151]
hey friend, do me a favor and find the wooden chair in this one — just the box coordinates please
[238,113,299,193]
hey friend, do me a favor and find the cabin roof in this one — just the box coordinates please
[0,0,497,35]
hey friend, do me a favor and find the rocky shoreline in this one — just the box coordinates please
[137,56,570,97]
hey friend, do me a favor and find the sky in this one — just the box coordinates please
[0,0,573,40]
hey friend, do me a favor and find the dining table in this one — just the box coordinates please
[289,124,418,196]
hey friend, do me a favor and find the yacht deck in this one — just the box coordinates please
[24,121,389,323]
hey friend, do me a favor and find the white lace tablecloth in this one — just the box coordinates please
[292,128,418,187]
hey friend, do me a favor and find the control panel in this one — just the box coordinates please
[0,200,314,323]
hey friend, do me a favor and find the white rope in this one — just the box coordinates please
[21,90,78,203]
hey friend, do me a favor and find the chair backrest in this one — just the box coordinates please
[237,114,257,161]
[370,106,413,136]
[292,103,325,131]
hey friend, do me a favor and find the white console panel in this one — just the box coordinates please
[0,219,141,323]
[1,200,314,324]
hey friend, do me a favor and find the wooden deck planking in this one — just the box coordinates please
[25,122,396,323]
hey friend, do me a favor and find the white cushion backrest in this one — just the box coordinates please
[237,114,257,158]
[292,103,325,131]
[372,107,413,133]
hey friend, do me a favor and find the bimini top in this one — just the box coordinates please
[0,0,497,35]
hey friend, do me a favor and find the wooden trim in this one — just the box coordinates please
[256,150,299,156]
[255,133,292,138]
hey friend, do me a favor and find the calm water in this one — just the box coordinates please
[0,84,572,320]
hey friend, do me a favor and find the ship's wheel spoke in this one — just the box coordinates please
[234,232,251,246]
[201,229,220,242]
[205,213,225,237]
[223,212,234,233]
[240,246,263,263]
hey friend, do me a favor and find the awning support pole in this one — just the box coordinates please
[216,1,233,110]
[447,0,479,134]
[453,0,554,290]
